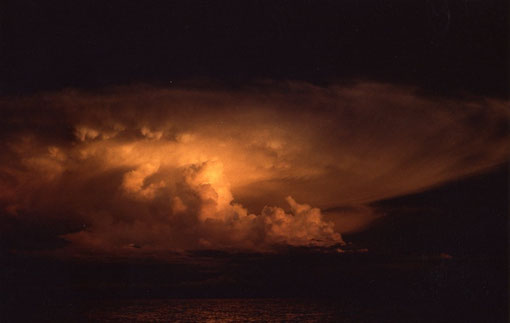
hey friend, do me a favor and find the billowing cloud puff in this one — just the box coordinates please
[0,82,507,256]
[60,160,343,253]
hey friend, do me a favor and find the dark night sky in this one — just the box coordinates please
[1,0,508,97]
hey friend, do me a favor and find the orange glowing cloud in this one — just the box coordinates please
[0,82,507,256]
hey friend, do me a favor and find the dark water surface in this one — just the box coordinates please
[53,297,476,323]
[15,297,445,323]
[83,298,434,323]
[4,291,507,323]
[87,298,348,322]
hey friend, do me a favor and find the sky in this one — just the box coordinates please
[0,1,508,321]
[2,0,508,97]
[1,0,508,256]
[0,82,508,257]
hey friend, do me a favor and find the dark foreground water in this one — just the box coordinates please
[27,297,484,323]
[80,298,444,323]
[3,295,507,322]
[7,297,454,323]
[87,298,347,322]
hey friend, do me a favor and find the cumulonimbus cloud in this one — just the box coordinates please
[0,82,507,256]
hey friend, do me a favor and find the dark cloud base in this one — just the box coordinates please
[1,166,508,322]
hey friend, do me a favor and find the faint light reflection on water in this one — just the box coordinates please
[87,298,349,322]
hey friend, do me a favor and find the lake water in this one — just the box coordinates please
[85,298,365,322]
[4,297,496,322]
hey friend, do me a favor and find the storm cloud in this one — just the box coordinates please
[0,82,507,256]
